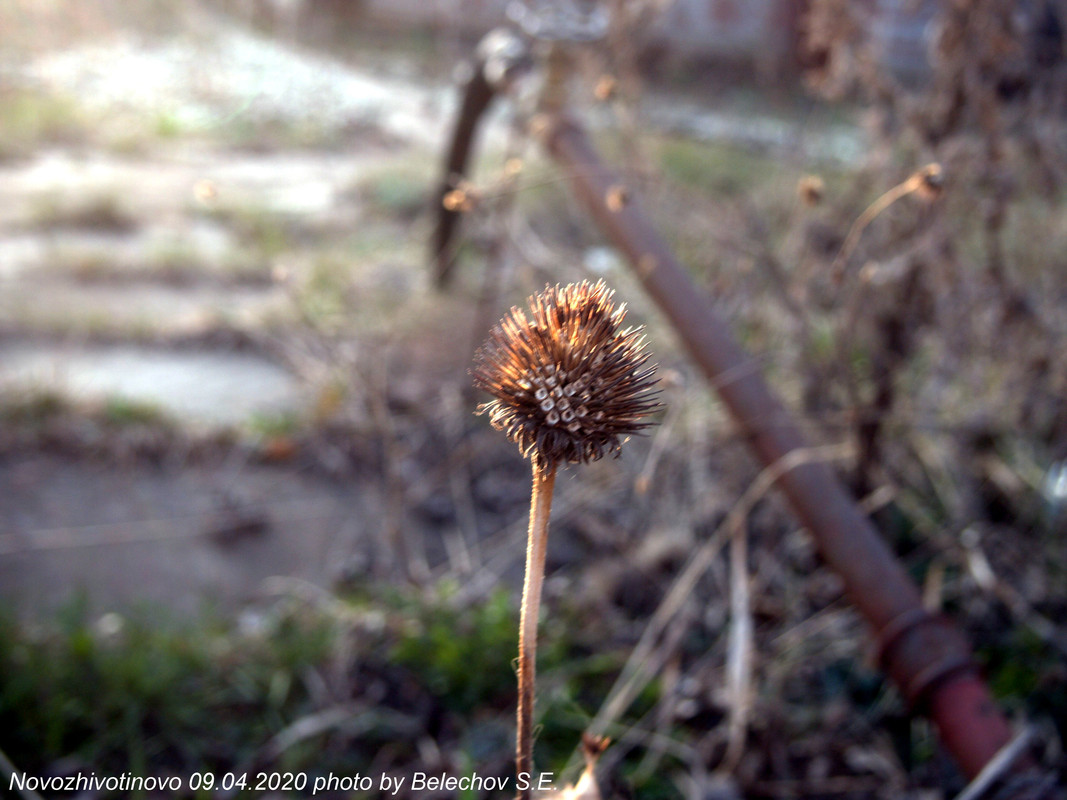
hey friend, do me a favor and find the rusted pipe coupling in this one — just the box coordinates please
[875,608,977,708]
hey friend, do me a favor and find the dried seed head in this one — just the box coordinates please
[442,180,480,213]
[915,162,943,201]
[472,280,661,470]
[594,74,617,102]
[605,184,631,212]
[797,174,825,206]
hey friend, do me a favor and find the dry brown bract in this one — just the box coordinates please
[472,280,660,470]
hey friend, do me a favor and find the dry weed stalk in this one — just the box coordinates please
[580,443,854,780]
[472,280,659,799]
[829,163,942,284]
[806,0,1067,505]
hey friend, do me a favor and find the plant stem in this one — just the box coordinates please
[516,461,557,800]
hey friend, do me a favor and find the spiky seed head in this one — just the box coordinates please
[472,280,660,470]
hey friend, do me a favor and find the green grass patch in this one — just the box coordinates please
[246,410,302,438]
[29,191,138,232]
[0,87,91,160]
[200,204,292,261]
[387,584,517,713]
[0,599,337,783]
[358,167,430,220]
[101,397,171,427]
[0,571,681,798]
[214,115,358,153]
[153,111,185,139]
[0,389,68,426]
[656,137,780,197]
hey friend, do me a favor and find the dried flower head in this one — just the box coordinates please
[914,162,943,201]
[472,280,660,469]
[797,174,825,206]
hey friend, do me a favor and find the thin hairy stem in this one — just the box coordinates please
[516,462,557,800]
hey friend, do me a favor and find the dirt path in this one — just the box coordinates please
[0,451,377,618]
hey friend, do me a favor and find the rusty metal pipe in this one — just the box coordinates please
[541,114,1017,780]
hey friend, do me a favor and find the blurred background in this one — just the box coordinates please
[0,1,1064,797]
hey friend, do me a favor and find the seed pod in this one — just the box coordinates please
[797,174,825,206]
[472,280,661,469]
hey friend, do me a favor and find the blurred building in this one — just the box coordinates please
[243,0,1063,84]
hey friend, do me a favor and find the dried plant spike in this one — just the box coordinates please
[472,280,658,800]
[831,161,945,283]
[797,174,825,206]
[594,74,617,102]
[472,279,661,471]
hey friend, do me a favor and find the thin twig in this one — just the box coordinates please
[829,164,941,283]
